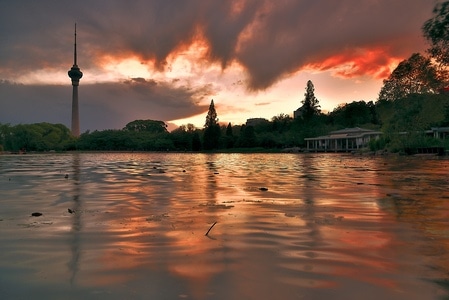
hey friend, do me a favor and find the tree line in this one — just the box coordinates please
[1,1,449,153]
[2,90,448,153]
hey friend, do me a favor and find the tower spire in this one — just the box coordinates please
[74,23,77,66]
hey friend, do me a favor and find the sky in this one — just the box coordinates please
[0,0,440,132]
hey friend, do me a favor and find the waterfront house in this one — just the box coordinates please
[304,127,382,152]
[427,127,449,139]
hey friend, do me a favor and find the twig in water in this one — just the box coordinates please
[205,221,217,236]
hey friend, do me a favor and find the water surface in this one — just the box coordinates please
[1,153,448,299]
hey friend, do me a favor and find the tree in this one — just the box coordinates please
[271,113,292,133]
[329,101,377,127]
[223,122,235,148]
[237,125,257,148]
[170,126,192,150]
[204,99,218,128]
[203,99,221,150]
[378,53,442,101]
[423,1,449,69]
[0,123,73,151]
[225,122,233,136]
[192,131,202,151]
[170,123,199,151]
[298,80,321,119]
[123,119,168,133]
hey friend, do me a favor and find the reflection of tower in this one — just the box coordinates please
[68,153,82,286]
[68,23,83,137]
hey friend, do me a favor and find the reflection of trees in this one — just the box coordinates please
[205,156,218,206]
[68,153,82,286]
[299,154,323,254]
[376,158,449,290]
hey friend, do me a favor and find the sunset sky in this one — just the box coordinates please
[0,0,439,132]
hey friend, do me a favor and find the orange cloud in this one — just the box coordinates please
[306,47,404,80]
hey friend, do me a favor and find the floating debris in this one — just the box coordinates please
[199,203,234,210]
[68,208,75,214]
[64,174,69,179]
[146,213,169,222]
[313,214,344,225]
[31,212,42,217]
[205,221,217,236]
[259,187,269,191]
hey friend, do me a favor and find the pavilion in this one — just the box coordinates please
[304,127,382,152]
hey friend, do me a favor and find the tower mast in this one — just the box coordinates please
[74,23,77,66]
[68,23,83,137]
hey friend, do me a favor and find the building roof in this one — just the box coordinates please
[430,127,449,132]
[305,127,382,141]
[329,127,377,135]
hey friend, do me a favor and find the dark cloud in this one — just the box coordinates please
[0,0,438,129]
[0,0,435,85]
[0,80,209,131]
[235,0,435,89]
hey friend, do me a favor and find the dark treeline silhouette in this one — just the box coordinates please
[1,91,449,153]
[1,2,449,153]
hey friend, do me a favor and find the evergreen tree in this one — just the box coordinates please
[300,80,321,119]
[225,122,233,136]
[205,99,219,128]
[203,99,221,150]
[224,122,234,148]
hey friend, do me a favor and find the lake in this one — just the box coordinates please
[1,152,448,299]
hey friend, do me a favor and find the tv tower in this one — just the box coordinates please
[68,23,83,137]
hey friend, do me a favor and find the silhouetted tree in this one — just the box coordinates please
[192,131,202,151]
[423,1,449,70]
[0,123,74,151]
[224,122,235,148]
[271,113,292,133]
[225,122,233,136]
[170,126,191,150]
[123,119,168,133]
[378,53,442,101]
[237,125,257,148]
[204,99,218,128]
[442,104,449,126]
[203,99,221,150]
[330,101,376,127]
[299,80,321,119]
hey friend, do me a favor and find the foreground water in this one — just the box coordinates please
[0,152,448,300]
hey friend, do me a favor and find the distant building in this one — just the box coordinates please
[293,106,305,119]
[427,127,449,139]
[304,127,382,152]
[246,118,269,127]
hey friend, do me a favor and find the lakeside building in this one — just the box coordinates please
[427,127,449,139]
[304,127,382,152]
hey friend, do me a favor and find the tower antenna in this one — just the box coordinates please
[74,23,77,66]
